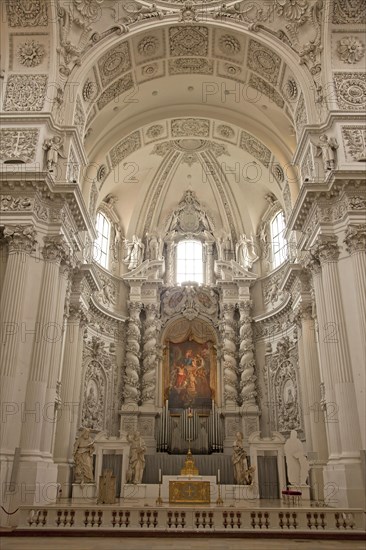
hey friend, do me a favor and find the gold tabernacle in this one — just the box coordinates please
[169,481,210,504]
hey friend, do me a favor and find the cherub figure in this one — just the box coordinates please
[43,136,66,172]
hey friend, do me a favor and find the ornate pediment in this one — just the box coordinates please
[122,259,165,282]
[215,260,257,282]
[161,285,219,322]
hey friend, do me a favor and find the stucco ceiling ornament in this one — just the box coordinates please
[4,74,48,111]
[17,40,46,67]
[333,73,366,111]
[110,130,141,167]
[120,1,165,24]
[248,74,285,108]
[239,131,271,168]
[179,0,198,21]
[82,79,98,101]
[6,0,48,27]
[332,0,366,24]
[169,26,208,56]
[98,42,131,87]
[137,36,159,56]
[146,124,164,139]
[247,39,282,85]
[169,58,214,75]
[336,37,365,64]
[341,127,366,162]
[275,0,308,23]
[283,77,298,100]
[218,34,241,55]
[171,118,210,137]
[167,189,215,235]
[74,0,103,25]
[217,125,235,139]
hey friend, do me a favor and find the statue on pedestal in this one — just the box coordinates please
[43,135,66,172]
[73,428,95,483]
[232,431,248,484]
[284,429,310,486]
[123,235,145,270]
[126,431,146,484]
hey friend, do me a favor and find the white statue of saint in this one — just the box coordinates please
[126,431,146,484]
[235,233,259,269]
[315,134,338,171]
[232,431,248,484]
[284,429,310,486]
[73,428,95,484]
[43,135,66,172]
[123,235,145,270]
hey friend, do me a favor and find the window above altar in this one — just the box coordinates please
[94,211,110,269]
[176,240,203,285]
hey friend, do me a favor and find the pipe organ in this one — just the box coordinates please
[156,401,224,454]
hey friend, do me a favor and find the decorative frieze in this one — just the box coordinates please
[0,195,32,211]
[171,118,210,138]
[342,126,366,161]
[0,128,39,162]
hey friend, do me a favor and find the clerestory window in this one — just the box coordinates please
[176,240,203,284]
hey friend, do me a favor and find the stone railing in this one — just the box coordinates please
[17,505,365,534]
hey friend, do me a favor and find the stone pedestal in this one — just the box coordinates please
[72,483,97,500]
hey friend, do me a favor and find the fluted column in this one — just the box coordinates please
[220,303,238,406]
[344,225,366,449]
[297,302,328,500]
[313,236,362,457]
[54,305,86,487]
[344,225,366,345]
[20,237,69,453]
[0,225,37,452]
[238,300,257,405]
[305,254,341,459]
[40,261,71,456]
[141,303,160,404]
[123,301,142,404]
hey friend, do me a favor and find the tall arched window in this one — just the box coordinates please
[176,240,203,284]
[94,211,110,268]
[271,211,287,268]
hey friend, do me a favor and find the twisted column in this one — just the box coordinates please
[220,303,238,405]
[141,303,160,404]
[0,225,37,452]
[123,301,142,404]
[238,300,257,405]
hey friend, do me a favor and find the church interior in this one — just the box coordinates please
[0,0,365,545]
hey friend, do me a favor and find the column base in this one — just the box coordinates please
[323,460,365,508]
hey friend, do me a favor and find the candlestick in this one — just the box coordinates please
[159,468,162,483]
[217,469,220,483]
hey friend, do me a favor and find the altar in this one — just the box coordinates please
[163,475,217,504]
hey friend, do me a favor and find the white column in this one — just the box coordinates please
[53,305,86,490]
[141,303,160,404]
[297,302,328,500]
[344,225,366,449]
[220,303,238,407]
[314,236,362,456]
[40,262,71,456]
[123,301,142,404]
[20,237,68,454]
[0,225,37,452]
[238,300,257,405]
[305,254,341,460]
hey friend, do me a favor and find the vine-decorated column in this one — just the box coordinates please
[123,301,142,404]
[220,303,238,406]
[141,303,161,404]
[238,300,257,405]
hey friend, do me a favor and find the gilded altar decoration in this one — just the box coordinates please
[169,481,210,504]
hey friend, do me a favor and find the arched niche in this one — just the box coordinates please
[161,317,220,411]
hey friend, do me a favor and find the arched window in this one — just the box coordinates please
[271,211,287,268]
[94,211,110,268]
[176,240,203,284]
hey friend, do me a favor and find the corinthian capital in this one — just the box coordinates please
[3,224,37,254]
[42,235,71,264]
[344,225,366,254]
[303,252,321,275]
[311,235,339,264]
